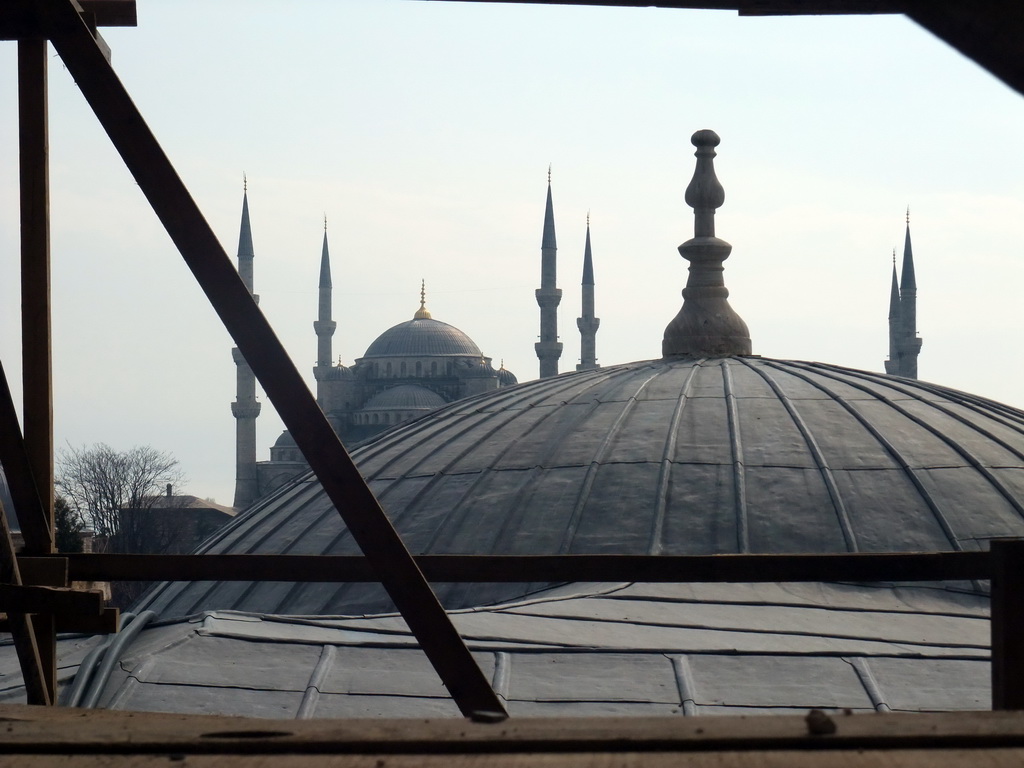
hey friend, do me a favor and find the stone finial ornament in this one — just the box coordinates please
[414,279,432,319]
[662,130,752,358]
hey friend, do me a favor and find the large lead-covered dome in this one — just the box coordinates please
[139,356,1024,619]
[361,317,483,359]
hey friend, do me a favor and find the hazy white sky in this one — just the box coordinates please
[2,1,1023,506]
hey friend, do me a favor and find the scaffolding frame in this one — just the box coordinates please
[2,0,1023,715]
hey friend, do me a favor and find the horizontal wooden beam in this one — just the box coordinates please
[0,583,103,615]
[0,0,135,40]
[53,550,990,584]
[79,0,137,26]
[16,557,67,588]
[0,606,119,635]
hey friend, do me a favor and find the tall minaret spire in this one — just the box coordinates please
[535,165,563,378]
[883,209,922,379]
[576,212,600,371]
[231,180,262,509]
[313,215,337,405]
[898,207,922,378]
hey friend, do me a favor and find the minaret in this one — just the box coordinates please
[884,251,900,375]
[576,214,600,371]
[231,179,262,509]
[663,130,751,357]
[313,216,337,405]
[898,208,922,378]
[535,166,563,378]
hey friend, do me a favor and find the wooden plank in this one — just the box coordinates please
[1,0,136,39]
[0,500,50,706]
[0,606,117,634]
[39,0,502,720]
[15,38,57,705]
[907,2,1024,98]
[6,706,1024,754]
[55,551,990,584]
[991,539,1024,710]
[0,361,51,552]
[0,583,103,614]
[79,0,137,26]
[6,750,1024,768]
[16,556,68,587]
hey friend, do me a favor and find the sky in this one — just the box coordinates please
[1,1,1023,506]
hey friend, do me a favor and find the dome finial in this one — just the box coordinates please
[243,172,247,194]
[324,213,328,233]
[662,130,752,358]
[906,205,910,225]
[414,279,432,319]
[548,163,552,185]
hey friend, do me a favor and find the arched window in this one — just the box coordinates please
[401,362,407,377]
[373,413,379,424]
[430,362,437,376]
[415,361,422,377]
[385,362,392,377]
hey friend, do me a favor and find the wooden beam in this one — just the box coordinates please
[40,0,503,720]
[16,556,67,587]
[54,550,990,583]
[0,0,135,39]
[907,1,1024,98]
[18,37,55,558]
[78,0,136,26]
[991,539,1024,710]
[0,500,50,706]
[0,606,118,635]
[0,583,104,615]
[0,363,53,557]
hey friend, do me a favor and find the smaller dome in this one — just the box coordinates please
[497,366,518,386]
[362,384,446,411]
[272,430,296,449]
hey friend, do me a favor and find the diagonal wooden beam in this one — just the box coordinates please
[37,0,504,719]
[0,360,52,553]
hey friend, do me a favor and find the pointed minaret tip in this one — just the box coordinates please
[662,129,751,358]
[318,222,332,288]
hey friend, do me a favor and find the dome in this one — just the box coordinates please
[271,430,296,449]
[497,366,518,386]
[139,357,1024,619]
[361,384,446,411]
[360,317,483,359]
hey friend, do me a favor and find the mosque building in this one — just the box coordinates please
[9,129,1008,719]
[232,168,604,509]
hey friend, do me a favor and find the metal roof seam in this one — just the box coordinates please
[759,360,962,553]
[648,360,704,556]
[721,361,749,553]
[736,357,859,552]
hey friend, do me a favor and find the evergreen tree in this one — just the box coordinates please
[54,495,84,554]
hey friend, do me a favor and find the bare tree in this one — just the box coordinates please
[56,443,186,555]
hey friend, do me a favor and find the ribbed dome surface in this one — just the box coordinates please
[140,357,1024,619]
[362,384,446,410]
[361,318,482,358]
